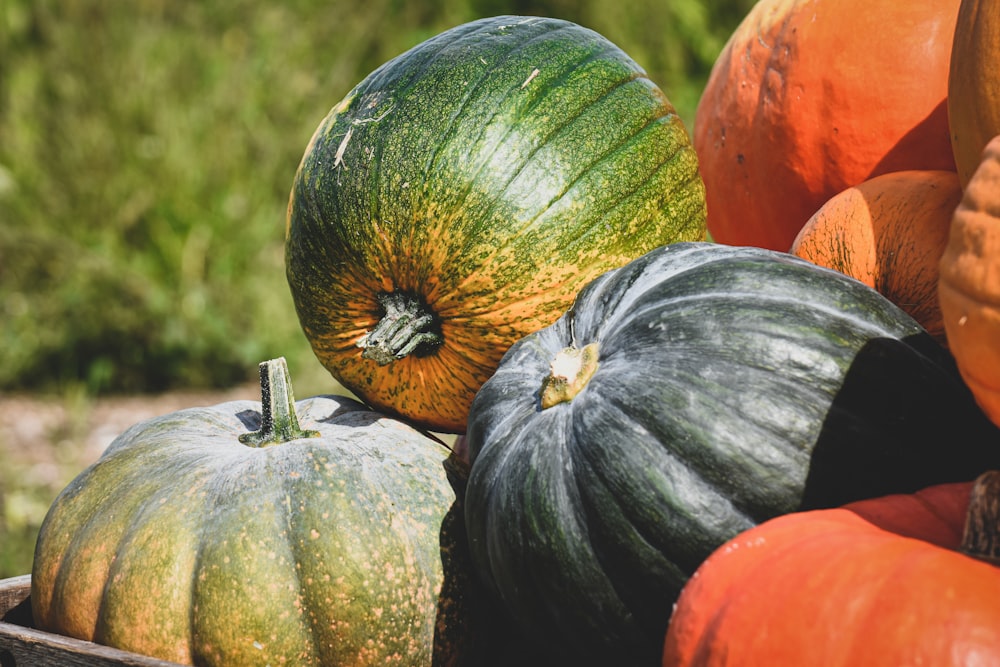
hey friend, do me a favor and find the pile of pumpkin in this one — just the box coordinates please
[26,2,1000,666]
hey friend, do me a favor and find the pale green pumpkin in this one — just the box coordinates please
[32,358,456,666]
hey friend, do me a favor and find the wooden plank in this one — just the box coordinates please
[0,576,185,667]
[0,623,186,667]
[0,575,31,622]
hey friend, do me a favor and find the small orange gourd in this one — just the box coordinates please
[790,170,961,345]
[948,0,1000,187]
[939,135,1000,427]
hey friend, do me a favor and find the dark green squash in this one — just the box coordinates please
[32,358,456,666]
[285,15,706,434]
[462,242,1000,666]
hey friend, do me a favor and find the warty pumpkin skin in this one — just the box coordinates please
[948,0,1000,187]
[31,358,456,666]
[463,242,1000,666]
[939,135,1000,427]
[286,15,706,434]
[663,475,1000,666]
[695,0,958,251]
[790,170,961,345]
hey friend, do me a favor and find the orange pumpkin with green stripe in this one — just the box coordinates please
[285,16,706,433]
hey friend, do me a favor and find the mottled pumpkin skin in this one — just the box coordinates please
[939,136,1000,426]
[286,16,706,433]
[790,170,961,344]
[463,242,1000,666]
[663,482,1000,666]
[31,394,455,666]
[696,0,958,250]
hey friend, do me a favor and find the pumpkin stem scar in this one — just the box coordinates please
[358,291,443,366]
[240,357,319,447]
[961,469,1000,564]
[539,342,599,409]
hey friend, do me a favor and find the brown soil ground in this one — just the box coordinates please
[0,385,259,482]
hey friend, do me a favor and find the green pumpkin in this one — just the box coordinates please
[462,242,1000,666]
[31,358,456,666]
[285,15,706,434]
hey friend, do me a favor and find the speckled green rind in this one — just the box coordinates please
[285,15,706,433]
[463,242,1000,666]
[31,395,455,666]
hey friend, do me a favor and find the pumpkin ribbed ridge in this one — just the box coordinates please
[939,135,1000,425]
[32,394,455,666]
[432,50,647,202]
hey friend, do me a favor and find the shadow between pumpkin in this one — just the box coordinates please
[430,452,553,667]
[799,333,1000,511]
[867,100,954,178]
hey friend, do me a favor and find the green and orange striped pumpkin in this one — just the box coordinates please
[285,16,706,433]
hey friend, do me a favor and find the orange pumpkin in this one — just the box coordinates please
[696,0,959,251]
[790,170,961,345]
[663,472,1000,666]
[939,135,1000,427]
[948,0,1000,187]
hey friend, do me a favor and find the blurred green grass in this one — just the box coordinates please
[0,0,752,578]
[0,0,750,396]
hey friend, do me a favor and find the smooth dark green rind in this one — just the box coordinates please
[285,15,706,432]
[31,395,455,666]
[463,242,1000,666]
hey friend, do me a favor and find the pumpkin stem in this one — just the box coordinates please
[539,343,599,409]
[358,291,443,366]
[239,357,319,447]
[960,470,1000,564]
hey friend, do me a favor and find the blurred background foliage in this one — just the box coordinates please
[0,0,754,398]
